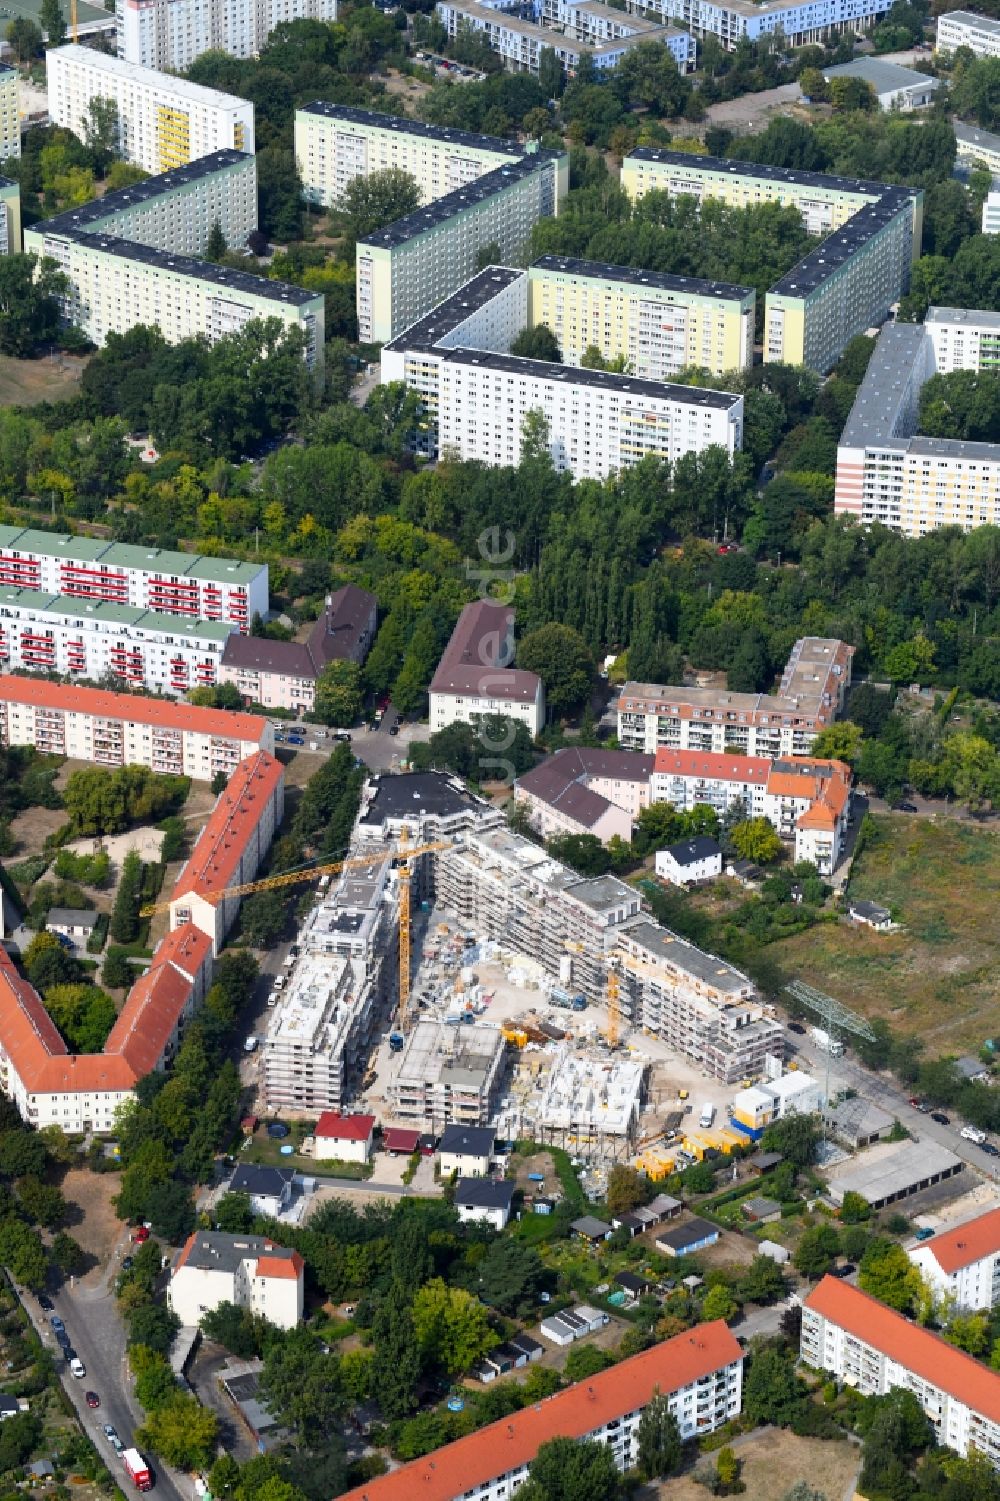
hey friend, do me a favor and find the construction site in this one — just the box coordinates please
[253,771,791,1178]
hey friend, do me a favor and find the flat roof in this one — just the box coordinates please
[356,770,484,825]
[437,0,682,56]
[770,189,915,299]
[0,586,235,639]
[47,44,251,111]
[385,265,524,352]
[531,254,753,304]
[822,57,943,94]
[31,151,251,238]
[0,525,266,583]
[0,675,267,741]
[359,152,561,250]
[297,101,525,159]
[827,1138,961,1203]
[622,918,754,996]
[39,227,321,306]
[625,147,892,201]
[839,321,926,449]
[926,305,1000,330]
[939,8,1000,34]
[438,345,741,406]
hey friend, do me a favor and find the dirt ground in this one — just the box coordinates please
[772,816,1000,1056]
[0,352,88,407]
[9,802,66,855]
[60,1167,123,1277]
[644,1429,861,1501]
[511,1148,563,1200]
[380,68,433,105]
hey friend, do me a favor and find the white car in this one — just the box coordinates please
[961,1125,987,1144]
[266,992,278,1008]
[244,1037,258,1053]
[70,1358,86,1379]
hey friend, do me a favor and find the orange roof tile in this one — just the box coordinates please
[338,1323,743,1501]
[804,1276,1000,1425]
[767,770,816,800]
[104,959,196,1078]
[653,748,772,783]
[0,674,268,744]
[919,1207,1000,1275]
[255,1251,304,1280]
[172,751,284,904]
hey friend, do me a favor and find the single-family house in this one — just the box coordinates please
[439,1124,496,1178]
[655,836,722,887]
[313,1112,375,1165]
[848,900,893,931]
[46,908,99,948]
[455,1178,514,1231]
[614,1270,654,1303]
[954,1055,992,1085]
[229,1164,295,1218]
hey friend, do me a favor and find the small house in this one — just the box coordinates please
[454,1178,514,1231]
[656,836,723,887]
[439,1124,495,1179]
[313,1112,375,1165]
[570,1214,614,1244]
[758,1239,790,1265]
[824,1096,895,1150]
[229,1164,294,1219]
[614,1270,653,1303]
[46,907,98,949]
[741,1196,782,1225]
[954,1055,991,1086]
[655,1216,720,1258]
[847,900,892,931]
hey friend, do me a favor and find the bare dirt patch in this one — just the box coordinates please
[644,1428,861,1501]
[511,1148,562,1199]
[60,1167,123,1276]
[0,352,88,407]
[9,802,65,855]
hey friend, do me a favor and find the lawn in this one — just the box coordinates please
[0,351,88,407]
[772,815,1000,1055]
[642,1429,861,1501]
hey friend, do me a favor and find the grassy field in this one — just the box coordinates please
[643,1429,861,1501]
[0,351,87,407]
[773,815,1000,1055]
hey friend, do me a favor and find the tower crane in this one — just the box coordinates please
[393,826,453,1033]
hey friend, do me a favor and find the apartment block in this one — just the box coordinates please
[170,751,285,953]
[47,46,254,174]
[835,314,1000,535]
[382,267,745,478]
[514,747,655,842]
[908,1207,1000,1311]
[429,599,545,737]
[616,919,783,1082]
[954,122,1000,177]
[295,103,527,210]
[622,150,922,373]
[985,191,1000,235]
[358,151,564,344]
[118,0,337,71]
[0,177,20,255]
[624,0,895,49]
[936,9,1000,57]
[0,589,235,693]
[0,676,271,779]
[528,255,754,378]
[352,770,504,850]
[0,65,18,163]
[169,1232,304,1330]
[339,1324,743,1501]
[218,586,378,713]
[27,150,257,259]
[391,1019,508,1127]
[28,227,324,375]
[0,525,267,630]
[802,1275,1000,1466]
[618,637,855,759]
[435,0,694,76]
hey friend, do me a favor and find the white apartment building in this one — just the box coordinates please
[294,103,527,210]
[358,151,564,344]
[625,0,894,48]
[383,268,744,478]
[337,1323,743,1501]
[984,191,1000,235]
[32,149,257,258]
[908,1207,1000,1311]
[0,177,20,256]
[25,224,324,378]
[429,599,545,738]
[936,9,1000,57]
[835,314,1000,535]
[0,676,271,779]
[435,0,694,76]
[0,525,267,630]
[117,0,338,71]
[802,1275,1000,1466]
[0,589,235,694]
[618,637,855,760]
[0,65,18,164]
[170,751,285,953]
[169,1233,304,1330]
[954,122,1000,178]
[46,46,254,175]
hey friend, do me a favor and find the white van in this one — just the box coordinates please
[273,975,285,991]
[961,1125,987,1144]
[244,1036,258,1053]
[699,1102,716,1129]
[70,1358,86,1379]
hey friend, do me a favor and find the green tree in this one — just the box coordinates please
[742,1344,803,1426]
[702,1283,739,1322]
[636,1394,683,1481]
[15,1174,66,1228]
[314,660,363,726]
[738,1255,787,1305]
[858,1238,922,1313]
[109,850,143,944]
[478,1238,545,1316]
[204,220,228,263]
[371,1292,422,1419]
[411,1278,498,1377]
[519,1437,623,1501]
[137,1393,218,1468]
[82,96,120,175]
[510,324,562,362]
[730,817,783,864]
[4,18,42,61]
[606,1164,650,1218]
[340,168,420,239]
[810,722,863,763]
[761,1113,820,1167]
[260,1327,345,1440]
[563,1343,613,1383]
[0,253,67,354]
[39,0,66,45]
[52,1231,86,1275]
[716,1445,741,1494]
[793,1224,840,1279]
[23,931,82,992]
[43,983,116,1053]
[517,623,594,719]
[840,1190,871,1224]
[214,1192,253,1234]
[239,889,288,948]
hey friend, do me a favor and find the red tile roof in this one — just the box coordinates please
[653,748,772,783]
[0,674,268,744]
[104,926,211,1078]
[172,751,284,903]
[804,1275,1000,1425]
[255,1251,305,1281]
[383,1128,420,1153]
[339,1322,742,1501]
[918,1207,1000,1275]
[315,1112,375,1142]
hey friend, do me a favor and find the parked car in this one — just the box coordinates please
[789,1022,806,1035]
[122,1256,134,1271]
[50,1315,65,1333]
[288,735,304,746]
[38,1294,53,1312]
[70,1358,86,1379]
[86,1391,100,1409]
[891,800,918,813]
[830,1263,856,1278]
[914,1227,935,1241]
[983,1142,1000,1158]
[931,1112,951,1125]
[131,1227,150,1244]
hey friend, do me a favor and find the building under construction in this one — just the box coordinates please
[390,1019,508,1127]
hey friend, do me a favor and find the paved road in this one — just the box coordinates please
[21,1273,189,1501]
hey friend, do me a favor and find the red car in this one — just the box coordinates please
[131,1227,150,1244]
[86,1392,100,1409]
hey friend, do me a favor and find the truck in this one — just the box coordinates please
[570,994,587,1012]
[699,1102,715,1129]
[122,1450,153,1492]
[810,1026,844,1057]
[388,1031,405,1053]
